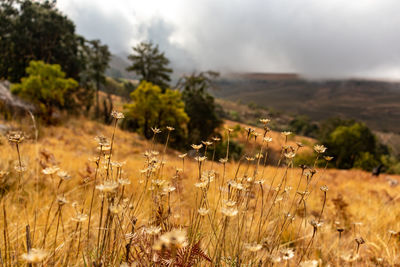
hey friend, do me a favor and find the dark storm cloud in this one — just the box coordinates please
[58,0,400,79]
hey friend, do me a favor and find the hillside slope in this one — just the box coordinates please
[214,73,400,133]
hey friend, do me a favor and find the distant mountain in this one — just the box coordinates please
[213,73,400,133]
[106,54,136,79]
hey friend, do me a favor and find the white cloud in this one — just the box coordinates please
[57,0,400,79]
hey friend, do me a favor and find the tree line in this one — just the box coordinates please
[0,0,222,148]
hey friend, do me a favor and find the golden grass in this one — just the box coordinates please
[0,117,399,266]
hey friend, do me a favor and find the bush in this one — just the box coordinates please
[123,81,189,147]
[11,60,79,123]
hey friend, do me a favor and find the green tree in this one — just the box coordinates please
[126,42,172,91]
[11,60,78,123]
[324,122,384,169]
[86,40,111,118]
[0,0,84,82]
[123,81,189,144]
[177,71,222,144]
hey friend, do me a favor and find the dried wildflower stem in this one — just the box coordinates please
[87,146,102,251]
[318,191,327,223]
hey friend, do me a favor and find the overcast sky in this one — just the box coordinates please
[58,0,400,80]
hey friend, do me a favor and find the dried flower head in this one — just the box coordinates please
[198,208,209,216]
[109,204,124,214]
[21,248,47,263]
[194,181,208,189]
[111,110,125,119]
[284,152,296,159]
[202,141,213,146]
[96,135,109,146]
[281,131,292,136]
[260,118,271,125]
[8,131,24,143]
[178,153,187,158]
[42,166,60,175]
[72,213,88,223]
[191,144,203,150]
[300,260,319,267]
[324,156,334,161]
[314,144,327,154]
[280,248,295,260]
[212,136,221,142]
[245,156,255,161]
[221,207,239,217]
[57,170,71,180]
[166,126,175,131]
[355,237,365,245]
[195,156,207,162]
[341,252,359,262]
[296,142,304,148]
[320,185,328,192]
[151,127,161,134]
[57,196,68,206]
[244,243,262,252]
[223,200,237,207]
[96,181,119,193]
[153,229,187,250]
[309,219,323,230]
[264,137,273,143]
[144,226,161,235]
[219,158,228,163]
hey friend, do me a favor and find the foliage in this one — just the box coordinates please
[0,0,84,82]
[213,140,243,161]
[323,122,385,169]
[11,61,79,123]
[126,42,172,91]
[289,115,319,138]
[80,40,111,118]
[123,81,189,145]
[178,72,222,144]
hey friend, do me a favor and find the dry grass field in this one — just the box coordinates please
[0,115,399,266]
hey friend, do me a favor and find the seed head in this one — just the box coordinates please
[42,166,60,175]
[57,170,71,180]
[244,243,262,252]
[198,208,209,216]
[191,144,203,150]
[284,152,296,159]
[264,137,273,143]
[281,131,292,136]
[280,248,294,260]
[221,207,239,217]
[57,196,68,206]
[151,127,161,134]
[355,237,365,245]
[178,153,187,158]
[314,144,327,154]
[259,118,271,125]
[8,131,24,144]
[219,158,228,163]
[202,141,213,146]
[299,260,319,267]
[212,136,221,142]
[166,126,175,131]
[21,248,47,263]
[195,156,207,162]
[153,229,187,250]
[109,204,124,214]
[320,185,329,192]
[111,110,125,119]
[96,181,119,193]
[144,226,161,235]
[72,213,88,223]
